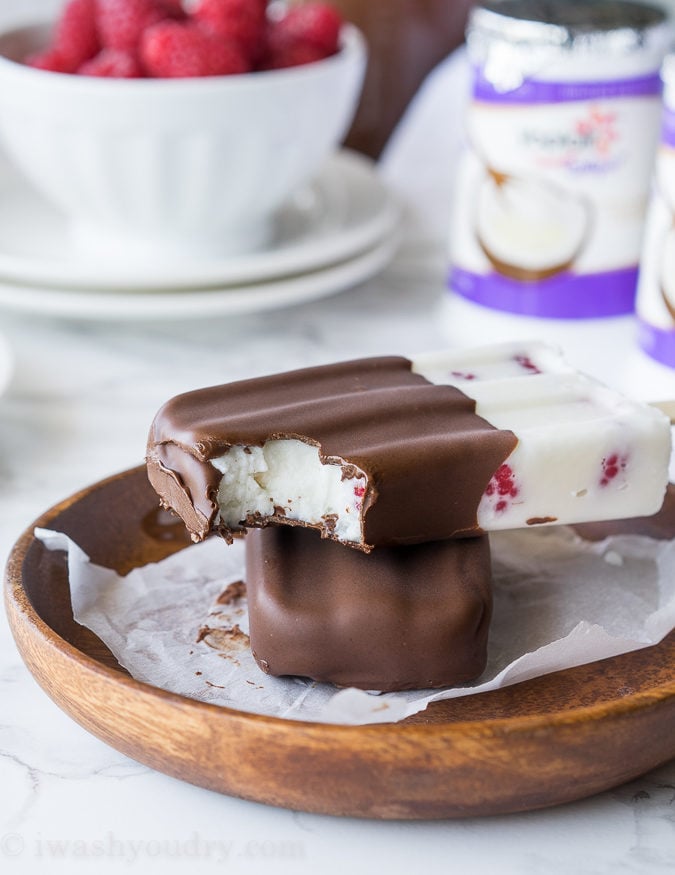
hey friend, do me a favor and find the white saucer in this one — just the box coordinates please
[0,231,400,321]
[0,149,399,291]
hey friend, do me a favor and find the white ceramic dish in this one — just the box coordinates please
[0,231,399,321]
[0,22,366,262]
[0,150,399,290]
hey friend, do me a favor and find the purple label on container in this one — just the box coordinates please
[473,71,662,105]
[638,320,675,368]
[661,107,675,149]
[449,267,637,319]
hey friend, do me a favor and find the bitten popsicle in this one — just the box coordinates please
[146,343,672,551]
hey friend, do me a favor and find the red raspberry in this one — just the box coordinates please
[484,464,518,512]
[261,37,327,70]
[97,0,167,51]
[140,20,250,77]
[52,0,100,72]
[192,0,267,62]
[26,49,74,73]
[513,353,542,375]
[158,0,186,16]
[599,452,627,487]
[79,48,144,76]
[273,3,341,55]
[263,2,341,69]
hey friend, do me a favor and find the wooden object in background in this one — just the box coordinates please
[332,0,476,158]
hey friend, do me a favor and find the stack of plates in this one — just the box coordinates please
[0,149,400,321]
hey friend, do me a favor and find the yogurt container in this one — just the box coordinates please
[637,53,675,368]
[449,0,670,319]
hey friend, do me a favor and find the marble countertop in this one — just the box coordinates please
[2,11,675,872]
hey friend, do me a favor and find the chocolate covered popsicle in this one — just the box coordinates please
[147,355,517,550]
[146,343,671,551]
[245,526,492,691]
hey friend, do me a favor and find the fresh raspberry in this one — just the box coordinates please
[97,0,167,51]
[78,48,144,76]
[263,3,341,69]
[52,0,100,72]
[26,49,74,73]
[273,3,341,55]
[261,37,327,69]
[158,0,186,16]
[140,20,250,77]
[192,0,267,62]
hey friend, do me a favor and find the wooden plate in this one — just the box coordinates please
[5,467,675,819]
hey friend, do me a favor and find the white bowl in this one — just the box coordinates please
[0,22,366,262]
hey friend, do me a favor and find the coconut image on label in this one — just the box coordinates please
[475,170,592,281]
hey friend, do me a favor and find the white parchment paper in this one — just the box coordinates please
[35,526,675,725]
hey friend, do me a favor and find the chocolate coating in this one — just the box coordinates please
[246,526,492,692]
[147,356,517,549]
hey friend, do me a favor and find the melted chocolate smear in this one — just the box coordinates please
[196,624,250,652]
[216,580,247,605]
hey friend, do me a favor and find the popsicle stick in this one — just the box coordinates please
[650,400,675,424]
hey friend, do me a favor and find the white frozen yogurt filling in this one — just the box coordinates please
[211,439,367,543]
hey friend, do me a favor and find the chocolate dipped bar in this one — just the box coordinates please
[245,526,492,691]
[146,356,517,551]
[147,345,671,549]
